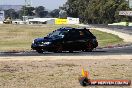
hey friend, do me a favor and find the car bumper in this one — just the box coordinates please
[93,41,98,48]
[31,43,52,51]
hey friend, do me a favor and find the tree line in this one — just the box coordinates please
[4,6,60,20]
[4,0,132,24]
[64,0,132,24]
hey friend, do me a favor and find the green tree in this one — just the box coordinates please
[5,9,19,19]
[64,0,130,24]
[50,9,60,17]
[20,6,35,16]
[35,6,48,18]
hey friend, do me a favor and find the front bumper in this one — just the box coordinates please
[31,43,52,51]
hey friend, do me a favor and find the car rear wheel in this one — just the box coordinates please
[84,42,94,52]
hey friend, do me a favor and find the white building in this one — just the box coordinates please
[0,11,5,24]
[67,17,79,24]
[27,18,57,24]
[26,17,79,25]
[12,19,25,24]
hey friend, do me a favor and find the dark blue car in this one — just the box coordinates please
[31,27,98,53]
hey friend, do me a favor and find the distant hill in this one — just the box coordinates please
[0,5,23,11]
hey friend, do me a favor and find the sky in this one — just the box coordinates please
[0,0,67,10]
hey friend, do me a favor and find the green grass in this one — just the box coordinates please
[91,30,123,47]
[0,24,123,51]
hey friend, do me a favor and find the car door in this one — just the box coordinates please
[77,30,88,49]
[63,30,80,50]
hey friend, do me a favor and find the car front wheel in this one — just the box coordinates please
[53,43,63,53]
[36,49,44,53]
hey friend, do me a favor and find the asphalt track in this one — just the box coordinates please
[0,45,132,56]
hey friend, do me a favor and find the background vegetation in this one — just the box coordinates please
[4,6,60,19]
[4,0,132,24]
[64,0,132,24]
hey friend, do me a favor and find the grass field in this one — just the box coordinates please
[0,24,123,51]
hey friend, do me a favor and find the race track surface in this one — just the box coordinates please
[0,45,132,56]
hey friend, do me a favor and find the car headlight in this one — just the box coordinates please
[43,42,51,45]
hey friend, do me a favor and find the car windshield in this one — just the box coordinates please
[47,30,68,38]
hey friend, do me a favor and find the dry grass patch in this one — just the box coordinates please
[0,59,131,88]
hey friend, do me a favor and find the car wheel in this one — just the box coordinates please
[36,49,44,53]
[84,42,94,52]
[53,43,63,53]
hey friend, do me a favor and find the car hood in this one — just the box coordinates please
[34,37,52,43]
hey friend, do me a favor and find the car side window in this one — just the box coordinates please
[66,30,80,40]
[73,30,80,39]
[84,30,95,38]
[60,30,69,35]
[78,30,86,39]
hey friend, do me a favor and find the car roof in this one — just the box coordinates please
[57,27,89,31]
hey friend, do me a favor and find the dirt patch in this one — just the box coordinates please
[0,56,131,88]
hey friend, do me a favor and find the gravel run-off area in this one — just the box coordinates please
[0,56,131,88]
